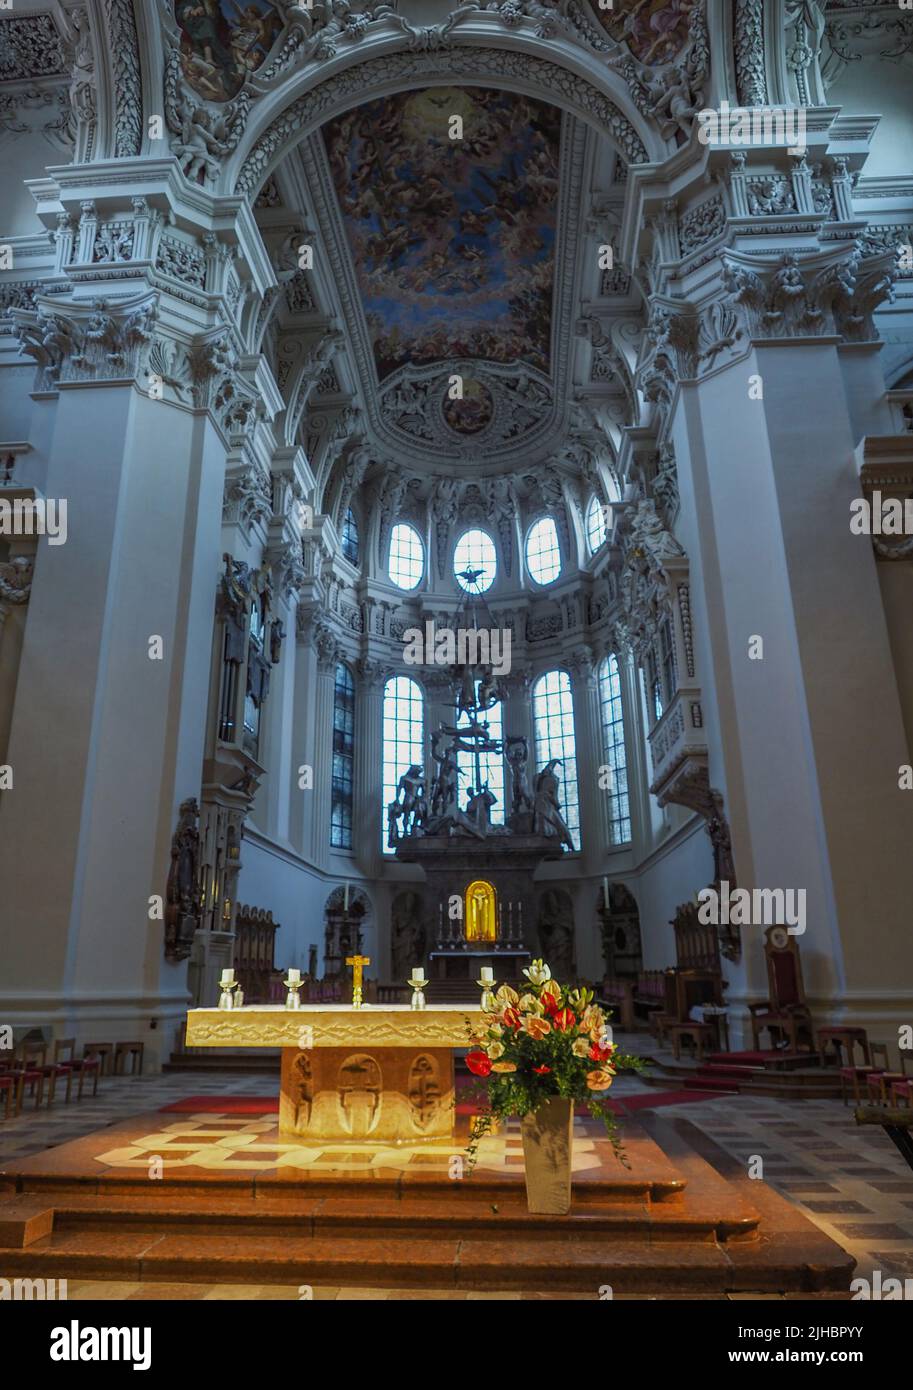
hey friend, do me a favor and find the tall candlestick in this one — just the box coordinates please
[408,967,426,1011]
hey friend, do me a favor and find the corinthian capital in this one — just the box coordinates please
[723,241,896,344]
[14,294,156,388]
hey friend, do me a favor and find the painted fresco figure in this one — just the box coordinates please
[177,0,228,67]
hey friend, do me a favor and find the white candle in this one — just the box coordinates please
[603,876,609,901]
[480,967,493,983]
[344,881,349,910]
[411,968,425,982]
[220,969,234,985]
[287,968,300,984]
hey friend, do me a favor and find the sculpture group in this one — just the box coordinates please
[386,656,574,852]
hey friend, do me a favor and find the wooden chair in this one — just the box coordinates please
[890,1075,912,1106]
[55,1039,101,1100]
[113,1040,144,1075]
[747,926,813,1052]
[597,978,635,1032]
[36,1044,75,1106]
[865,1047,913,1105]
[818,1026,871,1069]
[83,1041,114,1075]
[11,1043,46,1113]
[839,1045,883,1106]
[664,968,723,1060]
[0,1073,14,1120]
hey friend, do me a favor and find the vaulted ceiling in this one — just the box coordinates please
[322,87,561,385]
[281,80,635,475]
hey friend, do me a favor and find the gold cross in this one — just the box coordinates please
[345,954,371,1009]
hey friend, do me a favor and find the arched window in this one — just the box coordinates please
[341,507,359,565]
[598,654,631,845]
[585,494,607,553]
[526,516,562,585]
[382,675,424,854]
[388,522,424,590]
[454,528,497,593]
[456,699,504,826]
[331,662,355,849]
[532,669,580,849]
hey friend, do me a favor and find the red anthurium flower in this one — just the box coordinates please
[589,1043,612,1063]
[533,1065,551,1074]
[466,1050,493,1077]
[543,995,560,1017]
[503,1007,522,1031]
[552,1008,575,1031]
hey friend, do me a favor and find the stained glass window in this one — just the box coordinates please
[598,654,631,845]
[331,662,355,849]
[532,669,580,849]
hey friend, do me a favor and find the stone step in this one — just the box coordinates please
[0,1110,854,1294]
[42,1187,758,1245]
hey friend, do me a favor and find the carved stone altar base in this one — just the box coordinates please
[185,1004,483,1142]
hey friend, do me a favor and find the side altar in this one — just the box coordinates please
[185,1004,483,1142]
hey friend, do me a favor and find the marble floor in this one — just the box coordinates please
[2,1059,910,1300]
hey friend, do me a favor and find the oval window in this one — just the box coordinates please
[526,516,562,585]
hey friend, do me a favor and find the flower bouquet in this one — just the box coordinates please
[464,959,645,1213]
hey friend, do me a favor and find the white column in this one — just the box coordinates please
[308,646,336,870]
[671,320,913,1039]
[0,372,225,1065]
[354,658,386,881]
[256,589,298,845]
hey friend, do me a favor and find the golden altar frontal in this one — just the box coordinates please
[185,1005,483,1143]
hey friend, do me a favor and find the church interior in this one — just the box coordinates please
[1,0,913,1320]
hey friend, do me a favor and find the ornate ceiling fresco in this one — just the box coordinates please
[596,0,699,67]
[174,0,283,102]
[298,82,593,470]
[322,87,560,381]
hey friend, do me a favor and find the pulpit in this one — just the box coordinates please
[185,1004,483,1142]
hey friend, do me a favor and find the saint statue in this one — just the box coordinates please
[532,759,575,850]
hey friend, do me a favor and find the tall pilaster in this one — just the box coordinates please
[0,158,277,1064]
[568,647,605,869]
[640,242,913,1035]
[354,657,389,881]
